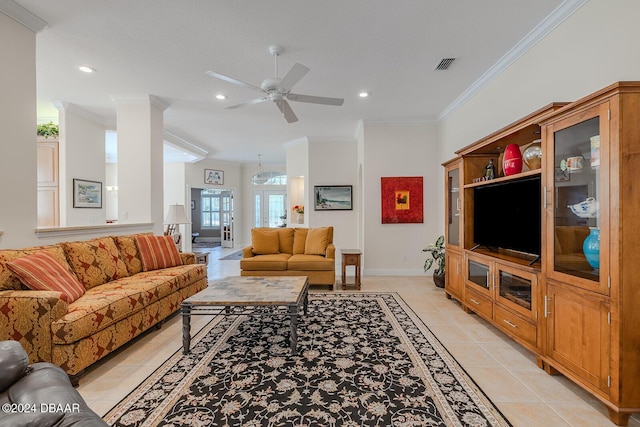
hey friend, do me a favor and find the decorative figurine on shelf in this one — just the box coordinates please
[484,159,496,180]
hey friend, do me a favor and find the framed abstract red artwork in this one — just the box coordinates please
[381,177,424,224]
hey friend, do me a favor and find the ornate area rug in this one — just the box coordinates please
[104,292,510,426]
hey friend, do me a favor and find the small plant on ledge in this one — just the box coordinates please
[292,205,304,214]
[423,235,445,288]
[37,122,59,139]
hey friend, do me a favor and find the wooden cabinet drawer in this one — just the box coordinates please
[464,287,492,320]
[344,255,359,265]
[494,305,536,348]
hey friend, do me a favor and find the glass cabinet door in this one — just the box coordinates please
[467,258,491,292]
[546,103,609,294]
[495,264,537,320]
[447,166,461,247]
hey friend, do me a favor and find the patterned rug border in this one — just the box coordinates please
[104,292,512,426]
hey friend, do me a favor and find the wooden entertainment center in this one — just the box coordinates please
[443,82,640,425]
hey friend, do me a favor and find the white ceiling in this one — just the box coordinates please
[13,0,572,165]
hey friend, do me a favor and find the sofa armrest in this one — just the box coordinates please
[326,244,336,260]
[242,246,255,258]
[180,252,196,265]
[0,290,68,364]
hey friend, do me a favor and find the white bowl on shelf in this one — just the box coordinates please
[568,197,599,218]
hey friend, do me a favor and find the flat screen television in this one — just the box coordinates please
[473,176,541,256]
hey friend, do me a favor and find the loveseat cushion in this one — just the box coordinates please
[276,228,295,254]
[51,264,204,344]
[304,227,331,255]
[135,235,183,271]
[240,253,291,271]
[7,252,86,303]
[113,233,152,275]
[287,254,335,271]
[62,237,129,289]
[292,228,309,254]
[251,229,281,255]
[0,245,68,291]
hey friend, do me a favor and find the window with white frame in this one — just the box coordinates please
[201,189,220,228]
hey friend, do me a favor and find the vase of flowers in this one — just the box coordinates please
[423,235,445,288]
[293,205,304,224]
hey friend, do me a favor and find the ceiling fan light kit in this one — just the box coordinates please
[206,45,344,123]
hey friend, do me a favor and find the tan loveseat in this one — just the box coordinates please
[0,234,207,383]
[240,227,336,285]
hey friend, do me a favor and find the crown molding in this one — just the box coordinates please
[0,0,47,32]
[164,130,208,162]
[283,136,309,148]
[109,94,169,111]
[306,136,357,144]
[438,0,590,120]
[360,117,438,126]
[53,101,106,126]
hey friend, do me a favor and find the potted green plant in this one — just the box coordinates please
[37,122,59,139]
[423,235,445,288]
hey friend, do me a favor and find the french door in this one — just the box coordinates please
[254,190,287,228]
[221,191,233,247]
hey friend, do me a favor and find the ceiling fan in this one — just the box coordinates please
[206,45,344,123]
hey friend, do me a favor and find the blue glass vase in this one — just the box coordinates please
[583,227,600,269]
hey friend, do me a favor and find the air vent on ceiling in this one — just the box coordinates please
[434,58,456,70]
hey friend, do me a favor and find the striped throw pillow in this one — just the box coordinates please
[135,235,183,271]
[7,252,85,303]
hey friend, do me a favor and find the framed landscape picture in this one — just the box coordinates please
[314,185,353,210]
[73,179,102,208]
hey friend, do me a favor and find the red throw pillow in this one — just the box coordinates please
[135,235,183,271]
[7,252,85,303]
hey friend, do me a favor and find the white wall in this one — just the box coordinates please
[308,139,359,272]
[362,122,441,275]
[58,105,107,226]
[439,0,640,160]
[105,163,118,221]
[304,139,360,272]
[0,14,38,249]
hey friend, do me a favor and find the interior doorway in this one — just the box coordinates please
[191,188,235,247]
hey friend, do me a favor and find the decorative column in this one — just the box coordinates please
[0,10,44,248]
[111,95,168,235]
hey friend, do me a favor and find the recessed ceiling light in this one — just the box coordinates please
[216,94,227,100]
[78,65,96,73]
[359,92,369,98]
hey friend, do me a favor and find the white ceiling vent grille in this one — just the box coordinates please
[434,58,456,70]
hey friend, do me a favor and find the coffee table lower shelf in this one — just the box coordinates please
[180,276,309,355]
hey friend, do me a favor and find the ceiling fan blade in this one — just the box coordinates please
[277,63,310,92]
[206,70,263,92]
[225,97,268,110]
[276,100,298,123]
[287,93,344,106]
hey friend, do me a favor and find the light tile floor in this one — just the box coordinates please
[79,245,640,427]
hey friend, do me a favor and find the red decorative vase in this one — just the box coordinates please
[503,144,523,176]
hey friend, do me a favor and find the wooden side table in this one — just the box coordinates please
[193,251,209,265]
[341,249,362,289]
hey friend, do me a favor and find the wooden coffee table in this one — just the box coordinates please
[181,276,309,355]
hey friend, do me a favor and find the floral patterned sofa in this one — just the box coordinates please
[0,234,207,384]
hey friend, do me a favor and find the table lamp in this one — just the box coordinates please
[163,204,191,248]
